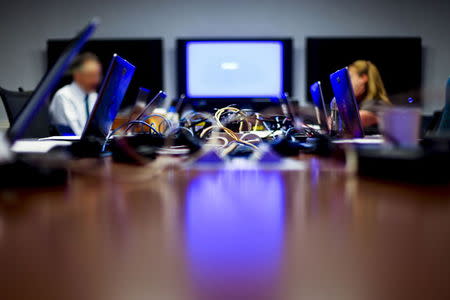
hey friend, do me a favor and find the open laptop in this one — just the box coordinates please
[134,87,151,108]
[80,54,135,141]
[14,54,136,153]
[329,67,383,144]
[310,81,329,133]
[329,67,365,139]
[7,19,99,146]
[132,90,167,122]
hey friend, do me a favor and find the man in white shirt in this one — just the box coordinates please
[49,53,102,135]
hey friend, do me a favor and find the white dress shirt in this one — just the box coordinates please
[49,82,97,135]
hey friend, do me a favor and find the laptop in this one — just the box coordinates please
[7,19,99,145]
[278,93,303,129]
[128,87,151,114]
[80,54,135,141]
[309,81,329,133]
[134,87,151,106]
[132,90,167,123]
[14,54,136,153]
[329,67,365,138]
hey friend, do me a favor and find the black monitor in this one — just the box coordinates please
[177,38,293,110]
[47,39,163,108]
[306,37,422,107]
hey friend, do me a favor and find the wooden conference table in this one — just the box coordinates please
[0,155,449,300]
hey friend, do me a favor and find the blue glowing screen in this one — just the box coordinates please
[186,41,284,98]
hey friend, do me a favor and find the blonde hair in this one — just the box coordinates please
[349,60,390,104]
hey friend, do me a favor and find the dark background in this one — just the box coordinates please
[306,37,422,107]
[47,39,164,109]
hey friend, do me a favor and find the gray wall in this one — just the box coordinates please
[0,0,449,127]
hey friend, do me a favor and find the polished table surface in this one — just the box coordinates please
[1,155,450,300]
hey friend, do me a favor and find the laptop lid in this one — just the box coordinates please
[279,93,303,129]
[135,87,151,105]
[133,90,167,122]
[81,54,135,141]
[329,67,364,138]
[7,19,99,144]
[310,81,329,132]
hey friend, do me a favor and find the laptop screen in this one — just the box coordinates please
[7,19,98,143]
[330,67,364,138]
[81,54,135,141]
[310,81,329,131]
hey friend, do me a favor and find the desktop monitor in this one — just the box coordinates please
[177,38,293,105]
[47,39,163,108]
[306,37,422,107]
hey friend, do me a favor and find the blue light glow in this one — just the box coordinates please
[185,170,285,287]
[186,41,284,98]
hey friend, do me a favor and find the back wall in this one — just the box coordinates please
[0,0,449,128]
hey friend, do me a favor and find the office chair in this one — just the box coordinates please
[0,86,52,138]
[436,77,450,134]
[0,87,32,124]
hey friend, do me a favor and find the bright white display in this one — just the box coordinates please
[186,41,283,98]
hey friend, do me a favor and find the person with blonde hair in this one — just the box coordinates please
[348,60,391,128]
